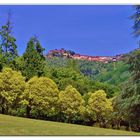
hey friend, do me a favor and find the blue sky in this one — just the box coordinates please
[0,5,138,56]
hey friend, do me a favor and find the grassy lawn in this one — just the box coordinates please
[0,114,140,136]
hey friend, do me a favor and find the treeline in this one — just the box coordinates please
[0,67,113,128]
[0,62,139,131]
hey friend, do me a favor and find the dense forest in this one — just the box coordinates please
[1,6,140,132]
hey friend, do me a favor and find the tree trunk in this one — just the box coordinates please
[58,111,62,122]
[26,105,31,118]
[1,98,5,114]
[37,110,41,119]
[2,106,5,114]
[68,116,72,123]
[117,121,121,129]
[128,122,132,131]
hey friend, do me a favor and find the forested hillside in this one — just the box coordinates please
[46,56,130,86]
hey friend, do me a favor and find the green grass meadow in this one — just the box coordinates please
[0,114,140,136]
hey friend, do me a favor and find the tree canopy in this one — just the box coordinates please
[0,68,25,114]
[59,85,85,123]
[87,90,113,127]
[21,76,59,118]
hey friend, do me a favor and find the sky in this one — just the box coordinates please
[0,5,138,56]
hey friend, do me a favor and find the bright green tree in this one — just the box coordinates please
[0,68,25,114]
[59,85,85,123]
[87,90,113,127]
[21,76,59,118]
[22,37,45,81]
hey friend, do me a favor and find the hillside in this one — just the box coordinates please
[46,57,130,86]
[0,114,139,136]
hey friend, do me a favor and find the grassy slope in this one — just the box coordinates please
[0,114,139,136]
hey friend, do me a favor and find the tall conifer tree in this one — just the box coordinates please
[0,11,18,67]
[22,36,45,80]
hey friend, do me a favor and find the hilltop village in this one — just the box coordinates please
[46,48,123,63]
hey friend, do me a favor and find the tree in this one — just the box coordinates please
[66,59,80,73]
[87,90,113,127]
[109,6,140,131]
[113,6,140,131]
[113,76,140,131]
[59,85,85,123]
[31,36,45,58]
[21,76,59,118]
[22,37,45,80]
[131,5,140,37]
[112,91,132,130]
[0,68,25,114]
[0,11,18,67]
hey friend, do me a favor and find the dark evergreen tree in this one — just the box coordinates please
[113,6,140,131]
[22,36,45,80]
[0,11,18,68]
[31,35,45,58]
[131,5,140,37]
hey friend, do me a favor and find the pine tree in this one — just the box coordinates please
[22,37,45,80]
[131,5,140,37]
[32,36,45,58]
[0,11,18,67]
[114,6,140,131]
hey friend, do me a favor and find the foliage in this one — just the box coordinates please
[131,5,140,37]
[0,12,18,68]
[86,80,119,98]
[113,49,140,131]
[59,85,85,123]
[93,61,130,86]
[111,6,140,131]
[46,67,90,95]
[46,57,130,86]
[45,61,119,97]
[0,68,25,114]
[87,90,113,127]
[22,37,45,80]
[45,57,127,95]
[21,76,59,118]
